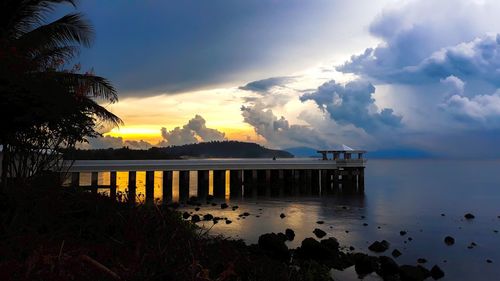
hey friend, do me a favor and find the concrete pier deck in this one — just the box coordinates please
[66,157,366,172]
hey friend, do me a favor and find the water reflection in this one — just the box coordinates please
[74,169,360,204]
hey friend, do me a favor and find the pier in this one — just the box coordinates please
[65,150,366,203]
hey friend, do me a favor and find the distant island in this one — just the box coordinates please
[64,141,294,160]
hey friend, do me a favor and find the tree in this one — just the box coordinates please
[0,0,122,188]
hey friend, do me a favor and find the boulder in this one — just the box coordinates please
[280,213,286,219]
[313,228,327,238]
[316,220,325,224]
[378,256,399,277]
[417,258,427,264]
[400,230,407,236]
[295,237,330,260]
[285,228,295,241]
[392,249,402,258]
[430,265,445,279]
[368,240,390,253]
[225,219,232,224]
[352,253,379,276]
[464,213,475,219]
[221,203,229,209]
[191,214,201,223]
[399,265,430,281]
[258,233,290,261]
[320,237,340,254]
[203,214,214,221]
[444,236,455,245]
[182,212,191,219]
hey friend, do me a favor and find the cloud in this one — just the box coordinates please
[441,89,500,124]
[239,76,296,93]
[337,0,500,85]
[160,115,226,146]
[300,80,402,133]
[240,102,329,148]
[80,136,153,150]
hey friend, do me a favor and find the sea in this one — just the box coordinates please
[78,159,500,281]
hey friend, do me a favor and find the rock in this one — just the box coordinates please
[232,205,239,210]
[352,253,379,275]
[345,230,349,233]
[444,236,455,245]
[440,213,445,217]
[494,230,498,233]
[417,258,427,263]
[368,240,390,253]
[296,238,330,260]
[316,220,324,224]
[203,214,214,221]
[225,219,232,224]
[242,212,250,216]
[212,218,219,224]
[408,237,413,241]
[467,242,477,249]
[400,230,407,236]
[320,237,340,254]
[342,206,347,210]
[277,232,288,242]
[258,233,290,261]
[182,212,191,219]
[486,259,493,263]
[361,215,366,219]
[280,213,286,219]
[378,256,399,277]
[349,246,355,251]
[285,228,295,241]
[220,203,228,209]
[363,223,368,226]
[392,249,402,258]
[313,228,327,238]
[399,265,430,281]
[430,265,445,279]
[377,226,381,229]
[191,214,201,223]
[464,213,475,219]
[194,207,200,211]
[211,203,217,206]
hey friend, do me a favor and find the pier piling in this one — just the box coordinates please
[179,171,190,201]
[197,170,209,199]
[162,171,173,204]
[110,171,117,201]
[213,170,226,198]
[145,171,154,205]
[128,171,137,204]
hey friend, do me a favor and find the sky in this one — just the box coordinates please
[67,0,500,158]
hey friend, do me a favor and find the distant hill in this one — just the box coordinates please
[284,146,433,159]
[367,148,433,159]
[64,141,293,160]
[285,147,319,157]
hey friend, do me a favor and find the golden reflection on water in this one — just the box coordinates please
[76,170,234,203]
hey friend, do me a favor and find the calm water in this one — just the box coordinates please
[79,160,500,280]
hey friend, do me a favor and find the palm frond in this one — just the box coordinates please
[30,45,79,68]
[0,0,78,39]
[51,72,119,103]
[80,98,124,127]
[14,12,93,52]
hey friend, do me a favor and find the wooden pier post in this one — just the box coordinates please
[265,170,271,197]
[179,170,190,201]
[197,170,209,199]
[71,172,79,188]
[278,170,285,197]
[243,170,254,197]
[145,171,155,205]
[162,171,173,204]
[91,172,98,194]
[110,171,117,201]
[213,170,226,198]
[128,171,137,204]
[292,170,300,196]
[229,170,242,199]
[358,167,365,193]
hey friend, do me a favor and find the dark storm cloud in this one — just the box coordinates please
[77,1,347,96]
[239,76,296,93]
[301,80,402,133]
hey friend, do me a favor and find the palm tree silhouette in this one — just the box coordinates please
[0,0,122,185]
